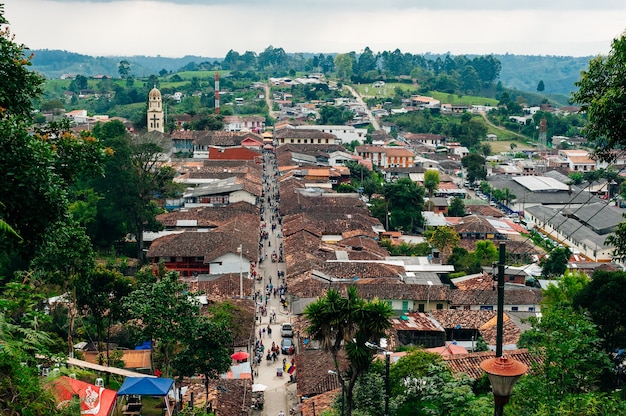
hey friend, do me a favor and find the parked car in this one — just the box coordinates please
[281,323,293,337]
[281,337,294,354]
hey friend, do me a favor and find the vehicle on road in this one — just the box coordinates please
[281,323,293,337]
[281,338,294,354]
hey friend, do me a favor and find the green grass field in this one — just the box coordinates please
[352,82,419,98]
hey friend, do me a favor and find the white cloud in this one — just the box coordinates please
[5,0,626,57]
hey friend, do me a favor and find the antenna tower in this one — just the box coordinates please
[536,118,547,174]
[214,71,220,115]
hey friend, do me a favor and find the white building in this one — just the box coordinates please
[294,124,367,145]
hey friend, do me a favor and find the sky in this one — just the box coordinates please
[5,0,626,58]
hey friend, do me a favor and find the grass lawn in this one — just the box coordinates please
[352,82,419,98]
[427,91,499,106]
[490,140,535,153]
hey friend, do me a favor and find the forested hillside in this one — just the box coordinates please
[30,48,593,96]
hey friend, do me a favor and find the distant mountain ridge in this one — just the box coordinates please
[29,49,593,96]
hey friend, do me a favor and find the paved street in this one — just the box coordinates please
[250,148,296,416]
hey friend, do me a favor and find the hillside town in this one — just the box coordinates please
[5,6,626,414]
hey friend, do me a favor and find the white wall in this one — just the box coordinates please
[209,252,250,275]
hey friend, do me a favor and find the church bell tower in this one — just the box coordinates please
[147,86,164,133]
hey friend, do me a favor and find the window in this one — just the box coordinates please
[176,257,183,262]
[418,304,425,312]
[386,300,392,308]
[511,306,519,311]
[402,300,409,312]
[436,304,444,310]
[480,305,494,310]
[528,307,535,312]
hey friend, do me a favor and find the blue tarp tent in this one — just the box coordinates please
[117,377,175,415]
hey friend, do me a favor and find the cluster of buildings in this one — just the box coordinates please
[56,82,626,414]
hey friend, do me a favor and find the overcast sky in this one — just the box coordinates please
[5,0,626,58]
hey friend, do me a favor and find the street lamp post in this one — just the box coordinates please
[237,244,243,298]
[366,341,391,416]
[480,242,528,416]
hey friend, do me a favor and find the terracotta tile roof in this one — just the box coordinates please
[391,312,445,332]
[171,130,263,147]
[147,213,259,263]
[188,273,256,299]
[300,389,339,416]
[465,205,506,217]
[275,128,336,140]
[443,349,536,379]
[449,285,543,308]
[454,215,497,234]
[214,379,252,416]
[384,147,415,157]
[478,315,522,346]
[156,202,259,228]
[296,349,347,397]
[431,309,498,330]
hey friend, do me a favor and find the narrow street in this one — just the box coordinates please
[251,147,296,416]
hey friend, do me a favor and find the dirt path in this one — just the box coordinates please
[477,111,526,140]
[345,85,380,131]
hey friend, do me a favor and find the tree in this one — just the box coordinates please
[540,246,571,278]
[541,271,589,311]
[473,240,497,266]
[568,171,584,185]
[0,8,43,119]
[426,226,460,255]
[537,80,545,92]
[480,142,492,157]
[423,170,440,198]
[572,34,626,162]
[91,128,177,260]
[381,178,425,232]
[461,153,487,183]
[517,307,611,403]
[334,53,355,81]
[305,287,393,416]
[118,60,131,78]
[125,266,200,377]
[448,197,465,217]
[172,317,232,406]
[573,270,626,352]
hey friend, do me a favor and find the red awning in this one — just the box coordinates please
[50,376,117,416]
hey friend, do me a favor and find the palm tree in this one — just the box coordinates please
[305,287,393,416]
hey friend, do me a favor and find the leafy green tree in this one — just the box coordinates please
[381,178,425,232]
[0,10,43,119]
[447,246,481,275]
[537,80,545,92]
[423,170,440,198]
[517,307,611,407]
[541,271,589,311]
[448,197,465,217]
[572,33,626,162]
[0,313,74,416]
[76,266,134,363]
[480,142,492,157]
[172,317,232,405]
[473,240,497,266]
[568,171,584,185]
[573,270,626,352]
[91,129,177,260]
[540,246,571,278]
[461,153,487,183]
[334,53,355,81]
[318,105,353,125]
[125,266,200,377]
[425,226,460,255]
[305,287,393,416]
[118,60,131,78]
